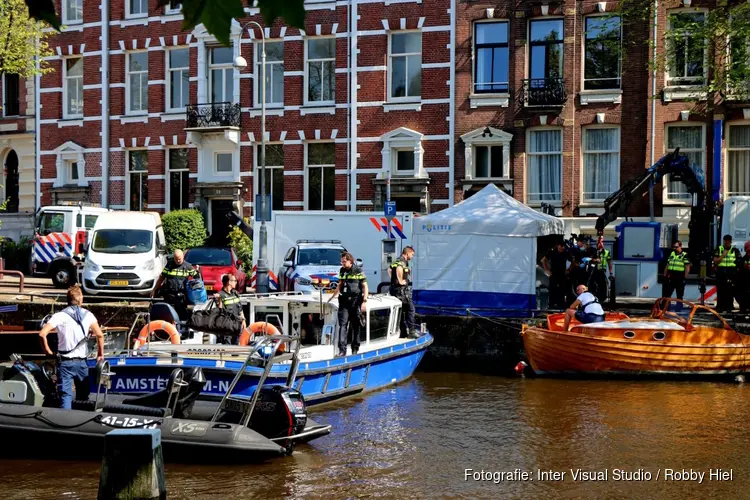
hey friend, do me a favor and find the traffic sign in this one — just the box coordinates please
[384,201,396,221]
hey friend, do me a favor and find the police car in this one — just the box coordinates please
[278,240,347,293]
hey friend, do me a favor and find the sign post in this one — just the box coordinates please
[385,172,394,238]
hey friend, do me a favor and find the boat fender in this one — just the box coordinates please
[514,360,529,376]
[135,321,181,348]
[249,322,286,353]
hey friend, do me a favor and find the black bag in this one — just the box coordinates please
[188,301,242,334]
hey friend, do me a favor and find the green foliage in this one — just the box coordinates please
[1,237,32,273]
[228,218,253,272]
[161,209,207,253]
[1,0,54,77]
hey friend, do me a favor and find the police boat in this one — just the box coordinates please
[0,334,331,462]
[95,292,433,406]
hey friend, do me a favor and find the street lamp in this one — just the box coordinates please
[234,21,269,293]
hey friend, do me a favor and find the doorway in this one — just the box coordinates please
[209,199,234,246]
[3,150,19,213]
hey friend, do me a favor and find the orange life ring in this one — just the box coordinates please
[238,327,252,346]
[248,321,286,353]
[135,321,181,348]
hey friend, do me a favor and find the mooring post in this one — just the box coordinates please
[98,428,166,500]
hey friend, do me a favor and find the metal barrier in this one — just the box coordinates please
[0,270,24,293]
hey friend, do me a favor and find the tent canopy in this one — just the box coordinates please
[413,184,564,238]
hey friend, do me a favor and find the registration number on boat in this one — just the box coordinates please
[108,280,128,286]
[99,415,160,429]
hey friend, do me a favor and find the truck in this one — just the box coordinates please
[31,203,110,288]
[248,211,416,293]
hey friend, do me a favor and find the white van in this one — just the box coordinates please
[82,212,168,296]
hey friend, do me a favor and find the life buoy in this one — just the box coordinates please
[248,321,286,353]
[135,321,180,348]
[238,327,252,346]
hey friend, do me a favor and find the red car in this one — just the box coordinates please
[184,246,247,293]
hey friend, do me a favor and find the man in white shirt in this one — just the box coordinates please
[39,285,104,409]
[563,284,606,331]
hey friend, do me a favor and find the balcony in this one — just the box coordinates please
[519,78,568,108]
[185,102,241,130]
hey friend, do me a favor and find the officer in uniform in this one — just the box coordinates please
[541,241,572,309]
[390,246,419,339]
[713,234,741,312]
[591,236,613,303]
[328,252,368,356]
[740,242,750,313]
[662,240,690,300]
[214,274,246,343]
[571,237,595,289]
[152,249,197,321]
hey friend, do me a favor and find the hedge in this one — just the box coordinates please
[161,209,207,252]
[0,237,32,274]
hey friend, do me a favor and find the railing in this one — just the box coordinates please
[520,78,567,107]
[185,102,241,129]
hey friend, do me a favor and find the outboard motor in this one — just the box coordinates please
[250,385,307,455]
[0,356,56,407]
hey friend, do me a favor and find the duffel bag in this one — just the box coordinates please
[211,308,243,333]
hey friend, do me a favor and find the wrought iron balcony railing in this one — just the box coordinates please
[519,78,567,107]
[186,102,241,129]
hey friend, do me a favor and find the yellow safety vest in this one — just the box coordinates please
[221,295,241,306]
[715,246,738,268]
[667,251,689,272]
[597,249,610,271]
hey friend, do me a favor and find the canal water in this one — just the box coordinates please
[1,372,748,499]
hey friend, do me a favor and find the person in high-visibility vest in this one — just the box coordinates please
[662,240,691,300]
[591,236,614,303]
[713,234,741,312]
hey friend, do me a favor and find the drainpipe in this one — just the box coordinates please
[649,0,657,221]
[570,1,578,217]
[348,0,358,210]
[345,0,351,210]
[448,0,456,206]
[35,39,41,210]
[101,0,110,207]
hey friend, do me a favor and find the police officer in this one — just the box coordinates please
[591,236,613,303]
[328,252,368,357]
[571,237,595,289]
[663,240,691,300]
[390,246,419,339]
[214,274,246,343]
[541,241,572,309]
[713,234,741,312]
[740,242,750,313]
[152,249,198,321]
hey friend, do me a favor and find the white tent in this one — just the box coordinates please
[412,184,563,315]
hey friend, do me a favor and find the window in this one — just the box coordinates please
[256,42,284,106]
[77,214,98,229]
[527,129,562,203]
[2,73,20,117]
[474,22,509,93]
[369,308,391,342]
[63,0,82,24]
[396,150,415,173]
[727,125,750,196]
[128,151,148,211]
[64,160,79,184]
[258,144,284,211]
[389,32,421,100]
[165,0,182,13]
[306,38,335,104]
[168,148,189,211]
[475,146,504,179]
[584,16,621,90]
[729,32,750,96]
[127,52,148,113]
[529,19,564,83]
[64,58,83,118]
[216,152,233,174]
[667,12,706,86]
[583,127,620,202]
[210,47,234,104]
[129,0,148,17]
[461,127,512,180]
[168,48,189,110]
[306,143,335,210]
[38,212,65,234]
[381,127,425,178]
[665,125,704,201]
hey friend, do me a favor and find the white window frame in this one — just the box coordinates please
[254,143,285,209]
[165,1,182,14]
[126,149,149,211]
[63,57,84,119]
[208,46,235,104]
[2,73,21,117]
[525,127,564,205]
[581,125,621,203]
[380,127,426,178]
[460,127,512,180]
[166,47,190,112]
[388,30,422,102]
[254,40,284,108]
[166,147,190,212]
[62,0,83,25]
[214,151,234,177]
[126,51,149,115]
[126,0,149,19]
[304,37,336,106]
[64,159,79,185]
[304,142,336,210]
[725,121,750,197]
[665,9,708,88]
[663,122,706,204]
[581,14,622,91]
[52,141,85,188]
[472,20,510,96]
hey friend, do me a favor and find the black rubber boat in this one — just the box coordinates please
[0,334,331,462]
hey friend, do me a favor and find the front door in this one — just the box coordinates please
[3,150,19,213]
[210,199,234,246]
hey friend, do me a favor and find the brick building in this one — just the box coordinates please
[0,71,36,214]
[38,0,453,243]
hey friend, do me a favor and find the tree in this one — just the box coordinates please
[24,0,306,47]
[614,0,750,107]
[0,0,53,77]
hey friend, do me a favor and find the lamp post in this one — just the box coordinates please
[234,21,269,293]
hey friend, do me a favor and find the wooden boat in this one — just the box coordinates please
[521,298,750,377]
